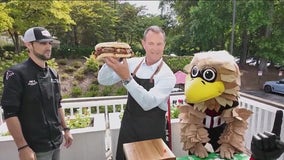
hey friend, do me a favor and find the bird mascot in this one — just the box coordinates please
[178,50,253,159]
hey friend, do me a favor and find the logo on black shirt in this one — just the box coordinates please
[5,70,15,80]
[28,80,37,86]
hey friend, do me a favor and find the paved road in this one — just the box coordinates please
[242,90,284,104]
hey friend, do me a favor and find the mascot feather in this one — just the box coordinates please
[178,50,253,159]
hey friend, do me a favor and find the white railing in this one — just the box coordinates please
[239,93,284,152]
[0,92,284,160]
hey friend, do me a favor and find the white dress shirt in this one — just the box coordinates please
[98,57,176,111]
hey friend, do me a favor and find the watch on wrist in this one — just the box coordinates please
[122,76,132,85]
[63,127,70,131]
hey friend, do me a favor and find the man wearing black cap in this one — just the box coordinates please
[1,27,73,160]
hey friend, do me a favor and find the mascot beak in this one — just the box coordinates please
[185,77,225,103]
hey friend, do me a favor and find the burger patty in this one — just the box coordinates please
[94,47,133,56]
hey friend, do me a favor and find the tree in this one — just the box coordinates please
[115,2,141,44]
[164,0,284,68]
[0,3,13,32]
[115,2,166,54]
[243,0,284,71]
[65,1,118,46]
[161,0,198,55]
[4,0,74,53]
[236,0,282,69]
[170,0,233,55]
[190,1,232,50]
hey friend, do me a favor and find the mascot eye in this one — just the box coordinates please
[191,66,199,78]
[202,68,216,82]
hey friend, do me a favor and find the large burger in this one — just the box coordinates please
[93,42,134,62]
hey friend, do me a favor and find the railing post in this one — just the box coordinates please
[105,105,113,160]
[166,98,172,150]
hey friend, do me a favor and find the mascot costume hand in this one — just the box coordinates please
[178,50,253,159]
[250,110,284,160]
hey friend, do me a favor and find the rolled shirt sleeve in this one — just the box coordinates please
[1,70,23,119]
[97,64,121,85]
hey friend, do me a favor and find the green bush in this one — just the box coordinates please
[74,68,85,81]
[64,66,76,73]
[101,86,113,96]
[163,55,192,73]
[0,131,10,136]
[84,91,97,97]
[0,45,25,52]
[57,59,68,65]
[84,55,100,73]
[71,86,82,97]
[72,81,79,86]
[171,106,180,119]
[47,58,59,70]
[115,86,127,95]
[60,73,69,80]
[72,60,83,69]
[66,112,92,129]
[84,84,99,97]
[74,72,84,81]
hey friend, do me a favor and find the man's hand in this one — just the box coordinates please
[251,131,284,160]
[104,57,130,80]
[63,131,73,148]
[19,147,36,160]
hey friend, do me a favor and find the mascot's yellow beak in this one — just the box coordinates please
[185,77,225,103]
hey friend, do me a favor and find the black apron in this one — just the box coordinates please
[116,60,166,160]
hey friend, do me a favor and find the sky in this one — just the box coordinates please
[119,0,161,15]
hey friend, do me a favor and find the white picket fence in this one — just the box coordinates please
[0,92,284,160]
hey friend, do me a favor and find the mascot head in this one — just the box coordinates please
[184,50,240,111]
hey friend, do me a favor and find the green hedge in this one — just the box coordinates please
[163,55,192,73]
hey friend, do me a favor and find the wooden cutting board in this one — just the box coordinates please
[123,138,176,160]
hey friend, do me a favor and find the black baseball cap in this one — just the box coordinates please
[23,27,53,42]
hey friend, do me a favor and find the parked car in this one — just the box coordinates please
[263,79,284,94]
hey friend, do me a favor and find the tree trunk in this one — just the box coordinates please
[258,1,273,72]
[8,29,21,54]
[230,0,236,55]
[73,25,79,46]
[240,30,249,66]
[259,59,268,72]
[14,32,20,53]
